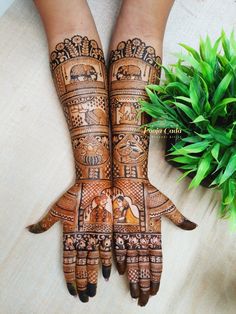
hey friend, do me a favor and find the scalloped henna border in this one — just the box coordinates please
[50,35,105,70]
[109,38,162,69]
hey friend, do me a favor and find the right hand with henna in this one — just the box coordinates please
[109,36,197,306]
[28,181,112,302]
[113,180,197,306]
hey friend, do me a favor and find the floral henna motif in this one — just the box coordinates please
[109,39,197,306]
[28,36,112,303]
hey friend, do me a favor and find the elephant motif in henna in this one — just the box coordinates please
[70,64,98,82]
[116,65,142,80]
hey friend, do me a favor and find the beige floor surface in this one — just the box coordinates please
[0,0,236,313]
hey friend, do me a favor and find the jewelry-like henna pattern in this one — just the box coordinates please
[109,38,197,306]
[28,36,112,302]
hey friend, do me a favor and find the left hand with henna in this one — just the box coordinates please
[28,34,113,301]
[28,1,113,302]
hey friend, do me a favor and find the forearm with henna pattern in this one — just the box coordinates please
[110,38,196,307]
[29,35,112,302]
[110,38,183,227]
[110,38,160,182]
[51,35,111,182]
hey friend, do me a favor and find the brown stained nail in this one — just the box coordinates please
[138,290,150,307]
[67,283,77,296]
[179,218,197,231]
[102,265,111,280]
[78,290,89,303]
[150,282,160,296]
[130,283,139,299]
[116,262,126,275]
[27,223,46,234]
[87,283,97,297]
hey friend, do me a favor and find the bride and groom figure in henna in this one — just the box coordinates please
[28,35,197,306]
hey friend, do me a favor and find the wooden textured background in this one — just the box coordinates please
[0,0,236,313]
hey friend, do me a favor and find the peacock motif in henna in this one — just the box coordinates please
[109,38,197,306]
[28,36,112,303]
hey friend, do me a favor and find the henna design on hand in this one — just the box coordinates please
[28,36,112,302]
[110,38,197,306]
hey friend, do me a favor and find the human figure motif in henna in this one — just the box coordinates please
[109,38,197,306]
[28,36,112,303]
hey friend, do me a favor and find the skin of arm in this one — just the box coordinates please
[28,0,112,303]
[109,0,197,307]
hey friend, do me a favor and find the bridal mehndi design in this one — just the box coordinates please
[28,36,112,303]
[109,38,197,306]
[28,35,196,307]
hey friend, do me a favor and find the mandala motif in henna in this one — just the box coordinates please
[110,39,196,306]
[29,36,112,303]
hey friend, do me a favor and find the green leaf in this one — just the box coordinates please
[211,98,236,119]
[212,71,233,105]
[177,169,197,182]
[180,64,194,76]
[199,61,214,84]
[146,84,166,93]
[170,141,210,155]
[189,152,213,188]
[179,43,201,61]
[162,65,176,82]
[179,164,198,170]
[199,35,217,67]
[195,132,213,140]
[145,87,158,104]
[207,125,233,146]
[175,64,191,85]
[171,156,199,164]
[189,75,201,114]
[199,77,210,112]
[166,82,189,96]
[139,101,163,118]
[192,115,208,123]
[222,178,236,205]
[230,30,236,52]
[182,136,201,143]
[212,35,222,55]
[215,150,232,172]
[210,170,223,186]
[175,53,200,70]
[175,96,192,103]
[219,152,236,185]
[211,143,220,162]
[221,30,231,60]
[173,102,197,120]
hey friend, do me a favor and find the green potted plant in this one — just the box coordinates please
[140,31,236,225]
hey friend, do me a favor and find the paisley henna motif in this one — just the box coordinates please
[29,36,112,302]
[109,38,196,306]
